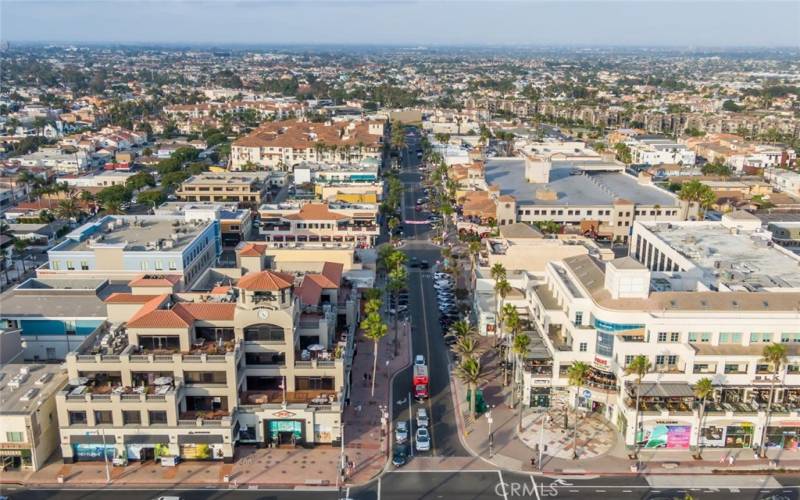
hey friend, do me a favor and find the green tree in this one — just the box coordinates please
[96,185,132,206]
[452,336,480,360]
[125,171,156,191]
[450,319,476,339]
[678,180,716,219]
[625,355,651,458]
[693,378,714,459]
[513,333,531,431]
[137,189,166,208]
[455,357,482,419]
[759,343,788,457]
[361,311,388,397]
[614,143,632,164]
[567,361,591,459]
[55,199,81,220]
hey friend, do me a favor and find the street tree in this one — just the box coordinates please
[625,355,652,458]
[567,361,591,459]
[361,311,388,398]
[455,356,482,419]
[693,378,714,459]
[760,343,788,457]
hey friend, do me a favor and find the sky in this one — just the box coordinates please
[2,1,799,48]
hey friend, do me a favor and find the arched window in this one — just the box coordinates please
[244,324,284,342]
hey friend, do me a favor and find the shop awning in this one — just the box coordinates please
[70,434,115,445]
[123,435,170,444]
[637,382,694,398]
[177,434,224,444]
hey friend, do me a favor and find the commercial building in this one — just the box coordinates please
[625,136,697,166]
[472,143,694,241]
[514,212,800,451]
[174,173,270,208]
[292,161,382,203]
[55,255,358,464]
[258,202,380,247]
[230,119,385,170]
[43,215,221,287]
[154,202,253,247]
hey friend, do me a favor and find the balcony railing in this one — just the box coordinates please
[240,390,337,406]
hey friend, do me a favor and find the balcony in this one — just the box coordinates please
[177,410,233,428]
[546,325,572,352]
[62,383,176,403]
[240,390,338,407]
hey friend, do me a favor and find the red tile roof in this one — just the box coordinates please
[237,270,294,291]
[296,278,323,306]
[173,303,236,321]
[127,309,190,329]
[210,286,232,294]
[128,275,182,287]
[104,293,161,304]
[284,203,348,221]
[321,261,343,286]
[237,243,267,257]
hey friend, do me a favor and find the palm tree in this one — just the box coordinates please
[102,200,122,215]
[567,361,591,460]
[453,336,479,360]
[455,357,482,419]
[361,311,388,397]
[494,278,512,339]
[468,240,481,281]
[55,199,81,221]
[693,378,714,459]
[625,355,651,458]
[490,263,507,282]
[653,204,661,224]
[450,319,475,339]
[501,303,519,387]
[759,343,788,457]
[513,333,531,431]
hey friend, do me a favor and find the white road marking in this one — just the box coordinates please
[377,479,381,500]
[497,470,509,500]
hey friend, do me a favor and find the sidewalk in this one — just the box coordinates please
[451,342,800,476]
[3,304,411,489]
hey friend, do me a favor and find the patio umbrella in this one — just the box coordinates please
[154,376,173,385]
[307,344,325,352]
[69,377,89,386]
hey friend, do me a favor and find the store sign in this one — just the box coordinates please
[638,424,691,449]
[273,410,296,418]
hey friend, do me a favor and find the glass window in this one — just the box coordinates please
[6,432,24,442]
[66,260,74,270]
[688,332,698,342]
[148,411,168,425]
[624,355,634,366]
[94,411,113,425]
[579,342,587,352]
[243,324,285,342]
[781,333,800,343]
[574,312,583,326]
[701,332,711,343]
[68,411,87,425]
[655,355,665,365]
[657,332,667,342]
[751,333,772,343]
[123,411,141,425]
[670,332,680,342]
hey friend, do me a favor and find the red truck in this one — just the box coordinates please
[413,364,429,400]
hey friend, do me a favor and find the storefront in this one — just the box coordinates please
[177,434,225,460]
[123,435,170,461]
[700,423,754,448]
[637,422,692,449]
[529,386,551,409]
[69,435,116,462]
[0,446,32,470]
[766,425,800,449]
[264,419,305,446]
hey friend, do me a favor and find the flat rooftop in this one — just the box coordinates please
[182,173,264,186]
[0,362,66,414]
[484,158,677,207]
[1,278,126,318]
[648,223,800,289]
[52,216,211,253]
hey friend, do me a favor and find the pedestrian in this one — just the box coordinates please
[728,455,735,466]
[530,456,536,468]
[719,454,726,464]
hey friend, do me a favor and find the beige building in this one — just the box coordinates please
[259,202,380,247]
[230,119,386,170]
[56,256,359,465]
[175,173,269,208]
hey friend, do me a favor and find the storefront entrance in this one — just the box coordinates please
[529,387,551,408]
[1,455,22,471]
[265,419,304,447]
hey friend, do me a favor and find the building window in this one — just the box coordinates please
[80,261,89,270]
[688,332,698,342]
[123,411,141,425]
[94,411,113,425]
[6,432,24,443]
[701,332,711,343]
[169,261,177,270]
[148,411,168,425]
[720,332,742,344]
[781,333,800,343]
[624,355,634,366]
[574,312,583,326]
[579,342,587,352]
[657,332,667,342]
[655,355,665,365]
[667,355,678,366]
[68,411,87,425]
[244,324,285,342]
[154,260,163,270]
[66,260,74,270]
[750,332,772,343]
[670,332,680,343]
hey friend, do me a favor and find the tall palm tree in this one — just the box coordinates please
[453,336,479,360]
[490,263,507,283]
[693,378,714,459]
[450,319,475,339]
[102,200,123,215]
[625,355,651,458]
[494,278,512,339]
[55,199,81,221]
[760,343,788,457]
[513,333,531,431]
[567,361,591,460]
[455,357,482,419]
[467,240,481,282]
[361,311,388,398]
[501,303,519,387]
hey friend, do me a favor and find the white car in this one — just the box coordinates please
[415,354,425,366]
[415,427,430,451]
[395,421,409,443]
[416,407,429,427]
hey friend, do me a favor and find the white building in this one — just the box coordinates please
[515,214,800,451]
[627,137,697,166]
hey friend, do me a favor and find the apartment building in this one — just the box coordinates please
[56,258,356,464]
[625,136,697,166]
[258,202,380,247]
[230,119,385,170]
[44,215,221,287]
[516,213,800,450]
[154,202,253,247]
[17,148,90,175]
[174,173,269,208]
[293,161,382,203]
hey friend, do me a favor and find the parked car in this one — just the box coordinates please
[444,334,458,345]
[416,407,429,427]
[420,260,430,270]
[395,420,409,443]
[415,427,430,451]
[392,444,409,467]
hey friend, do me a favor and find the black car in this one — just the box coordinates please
[392,444,409,467]
[408,257,419,268]
[420,260,430,269]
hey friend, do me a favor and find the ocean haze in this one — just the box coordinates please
[2,1,799,47]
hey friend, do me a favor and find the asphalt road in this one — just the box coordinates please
[387,128,467,459]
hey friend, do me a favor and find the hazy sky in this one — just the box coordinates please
[3,1,799,47]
